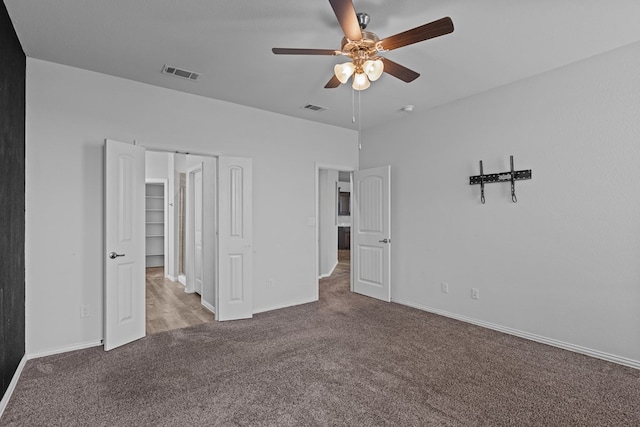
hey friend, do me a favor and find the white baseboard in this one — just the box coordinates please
[253,297,316,315]
[166,275,177,282]
[393,298,640,371]
[201,300,215,314]
[178,274,186,286]
[319,260,339,279]
[0,355,27,419]
[26,340,103,360]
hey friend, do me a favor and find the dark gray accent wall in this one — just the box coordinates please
[0,1,26,400]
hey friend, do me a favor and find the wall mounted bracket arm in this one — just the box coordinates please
[469,155,531,203]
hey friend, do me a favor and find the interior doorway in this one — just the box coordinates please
[105,140,254,349]
[316,165,354,299]
[144,151,214,335]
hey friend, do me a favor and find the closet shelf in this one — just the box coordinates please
[146,182,165,268]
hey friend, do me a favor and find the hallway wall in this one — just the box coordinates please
[318,169,338,277]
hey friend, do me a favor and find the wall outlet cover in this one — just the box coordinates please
[441,282,449,293]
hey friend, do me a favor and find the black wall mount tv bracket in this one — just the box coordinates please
[469,156,531,204]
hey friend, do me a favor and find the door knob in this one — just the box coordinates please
[108,252,125,259]
[378,238,390,244]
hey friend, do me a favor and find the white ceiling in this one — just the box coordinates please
[5,0,640,131]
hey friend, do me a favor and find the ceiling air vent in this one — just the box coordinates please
[302,104,327,112]
[162,65,201,81]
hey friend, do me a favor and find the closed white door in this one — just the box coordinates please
[217,156,253,321]
[104,139,146,351]
[353,165,391,302]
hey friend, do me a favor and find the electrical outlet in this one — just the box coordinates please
[80,304,89,318]
[441,282,449,294]
[266,279,274,288]
[471,288,480,300]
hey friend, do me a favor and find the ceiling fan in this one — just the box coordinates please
[272,0,454,91]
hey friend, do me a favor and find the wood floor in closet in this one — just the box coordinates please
[146,267,214,334]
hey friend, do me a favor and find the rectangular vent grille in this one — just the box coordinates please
[302,104,327,112]
[162,65,201,81]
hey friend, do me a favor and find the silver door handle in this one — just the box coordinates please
[378,238,390,244]
[108,252,125,259]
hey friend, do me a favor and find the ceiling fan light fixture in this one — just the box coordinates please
[352,72,370,91]
[363,59,383,81]
[334,62,355,84]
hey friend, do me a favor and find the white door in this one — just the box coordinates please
[200,157,217,312]
[217,156,253,321]
[104,139,146,351]
[194,168,204,295]
[185,164,202,294]
[353,165,391,302]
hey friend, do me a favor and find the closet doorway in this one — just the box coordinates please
[145,179,168,272]
[144,151,214,334]
[105,140,254,348]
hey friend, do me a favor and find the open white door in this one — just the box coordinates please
[194,168,204,295]
[200,157,217,313]
[104,139,146,350]
[217,156,253,321]
[185,164,202,294]
[353,165,391,302]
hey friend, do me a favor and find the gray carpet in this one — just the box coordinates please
[2,262,640,426]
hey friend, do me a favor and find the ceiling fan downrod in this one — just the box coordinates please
[356,12,370,30]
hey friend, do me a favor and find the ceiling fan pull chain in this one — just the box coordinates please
[359,90,362,125]
[358,89,362,150]
[352,87,356,123]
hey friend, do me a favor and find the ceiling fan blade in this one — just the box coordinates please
[380,17,453,51]
[272,48,338,55]
[381,58,420,82]
[328,0,362,41]
[324,75,341,88]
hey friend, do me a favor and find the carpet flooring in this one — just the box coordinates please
[2,259,640,426]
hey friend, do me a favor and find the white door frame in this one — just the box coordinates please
[314,163,356,301]
[145,178,169,276]
[185,163,203,294]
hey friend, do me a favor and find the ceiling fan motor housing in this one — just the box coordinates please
[356,12,370,29]
[341,31,380,53]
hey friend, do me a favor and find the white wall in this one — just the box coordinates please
[360,41,640,366]
[145,151,169,180]
[25,58,358,356]
[318,169,338,277]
